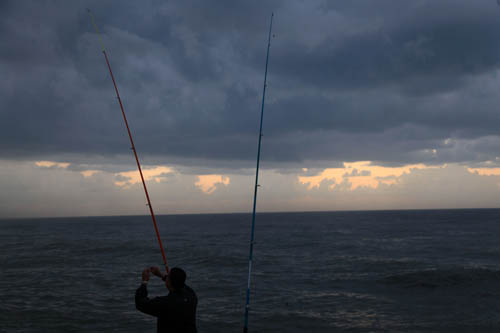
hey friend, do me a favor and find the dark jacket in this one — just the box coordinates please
[135,283,197,333]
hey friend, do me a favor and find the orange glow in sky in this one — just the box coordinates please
[35,161,70,169]
[80,170,100,178]
[298,161,434,190]
[114,166,174,187]
[467,167,500,176]
[195,175,230,194]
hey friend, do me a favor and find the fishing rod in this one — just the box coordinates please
[87,9,169,273]
[244,12,274,333]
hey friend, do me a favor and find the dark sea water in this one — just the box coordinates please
[2,209,500,332]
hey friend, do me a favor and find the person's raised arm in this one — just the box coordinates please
[135,268,163,317]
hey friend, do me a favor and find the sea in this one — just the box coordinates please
[2,209,500,332]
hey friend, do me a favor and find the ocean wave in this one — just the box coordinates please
[381,267,500,289]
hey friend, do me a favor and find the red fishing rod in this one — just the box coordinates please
[87,9,169,273]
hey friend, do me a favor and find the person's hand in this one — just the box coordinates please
[150,266,163,278]
[142,268,151,282]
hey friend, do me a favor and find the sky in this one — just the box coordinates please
[3,0,500,217]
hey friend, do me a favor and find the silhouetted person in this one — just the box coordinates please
[135,266,197,333]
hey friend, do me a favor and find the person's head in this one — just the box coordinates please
[164,267,186,291]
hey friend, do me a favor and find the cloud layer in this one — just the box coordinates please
[3,1,500,171]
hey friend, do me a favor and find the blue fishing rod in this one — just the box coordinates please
[244,12,274,333]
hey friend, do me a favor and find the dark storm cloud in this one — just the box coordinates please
[2,0,500,169]
[275,1,500,91]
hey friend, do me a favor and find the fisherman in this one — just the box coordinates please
[135,266,198,332]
